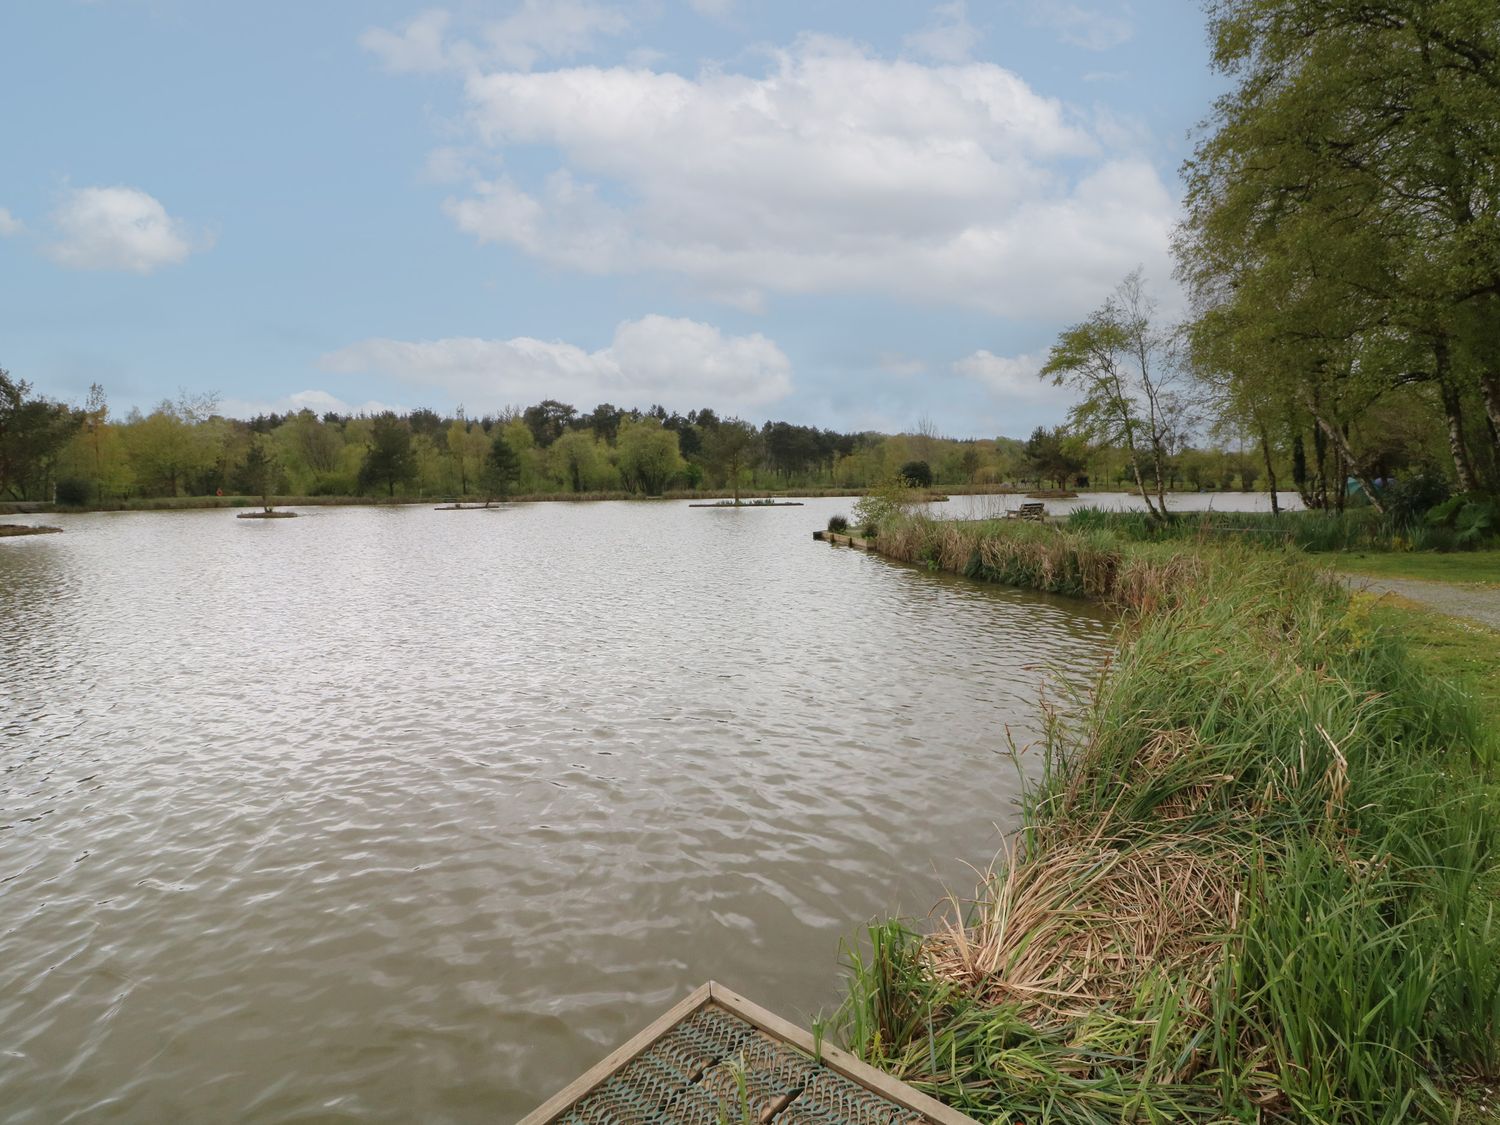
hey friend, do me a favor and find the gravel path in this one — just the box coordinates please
[1341,574,1500,631]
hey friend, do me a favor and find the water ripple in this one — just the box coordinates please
[0,500,1112,1122]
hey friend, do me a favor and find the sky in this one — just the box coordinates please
[0,1,1226,439]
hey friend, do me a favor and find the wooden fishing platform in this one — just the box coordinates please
[519,981,976,1125]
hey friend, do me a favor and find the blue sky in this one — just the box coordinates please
[0,1,1224,438]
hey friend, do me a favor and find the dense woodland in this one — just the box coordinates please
[0,375,1277,505]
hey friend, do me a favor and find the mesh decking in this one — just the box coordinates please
[553,1003,930,1125]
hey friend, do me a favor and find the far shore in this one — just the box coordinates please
[1,482,1258,517]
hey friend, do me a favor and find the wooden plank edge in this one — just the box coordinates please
[705,983,980,1125]
[514,983,715,1125]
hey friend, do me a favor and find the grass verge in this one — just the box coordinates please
[1330,552,1500,589]
[837,516,1500,1122]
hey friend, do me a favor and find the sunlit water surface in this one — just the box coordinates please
[1,500,1114,1122]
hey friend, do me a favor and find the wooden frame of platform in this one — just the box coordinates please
[518,981,977,1125]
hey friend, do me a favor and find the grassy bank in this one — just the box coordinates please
[837,517,1499,1122]
[1065,506,1499,556]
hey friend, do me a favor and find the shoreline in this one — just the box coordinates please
[0,484,1269,517]
[827,514,1499,1120]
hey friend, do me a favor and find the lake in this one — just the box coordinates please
[0,499,1116,1121]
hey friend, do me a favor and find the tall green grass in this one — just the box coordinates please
[837,521,1499,1121]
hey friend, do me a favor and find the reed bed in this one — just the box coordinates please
[838,517,1500,1121]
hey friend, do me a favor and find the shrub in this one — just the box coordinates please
[1384,467,1451,526]
[54,477,91,506]
[899,460,933,488]
[852,475,920,535]
[827,514,849,533]
[1427,492,1500,546]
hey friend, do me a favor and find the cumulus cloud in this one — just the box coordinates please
[433,36,1173,314]
[361,2,632,73]
[47,186,204,274]
[0,207,23,237]
[955,349,1075,413]
[319,315,793,413]
[904,2,981,64]
[1025,1,1133,51]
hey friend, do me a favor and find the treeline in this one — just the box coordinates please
[1,372,1281,505]
[1172,0,1500,517]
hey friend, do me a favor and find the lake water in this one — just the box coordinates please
[0,499,1114,1122]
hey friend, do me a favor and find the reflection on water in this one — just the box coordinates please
[0,500,1110,1122]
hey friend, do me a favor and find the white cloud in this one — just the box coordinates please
[47,186,204,274]
[437,37,1174,315]
[219,389,402,419]
[877,353,927,377]
[1025,1,1133,51]
[360,9,455,73]
[955,349,1075,411]
[319,315,792,413]
[361,2,632,74]
[685,0,735,17]
[904,2,981,64]
[0,207,23,237]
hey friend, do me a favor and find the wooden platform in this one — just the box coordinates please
[519,982,976,1125]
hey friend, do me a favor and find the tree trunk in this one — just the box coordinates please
[1436,340,1478,492]
[1309,409,1384,515]
[1478,372,1500,483]
[1258,423,1280,516]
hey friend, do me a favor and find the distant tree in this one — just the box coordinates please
[407,407,444,438]
[358,412,415,497]
[703,417,759,502]
[1041,271,1191,518]
[0,369,83,500]
[522,399,576,447]
[615,417,685,495]
[957,447,982,483]
[241,435,278,511]
[483,432,522,502]
[549,429,608,493]
[898,460,933,488]
[585,402,624,444]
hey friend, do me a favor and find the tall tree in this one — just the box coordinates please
[358,412,415,497]
[1040,272,1190,519]
[0,368,81,500]
[483,432,522,502]
[703,417,759,502]
[615,417,685,495]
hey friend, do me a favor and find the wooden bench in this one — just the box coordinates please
[1006,501,1047,521]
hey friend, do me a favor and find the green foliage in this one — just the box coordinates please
[838,527,1500,1120]
[1383,469,1453,527]
[898,460,932,488]
[1427,493,1500,547]
[1178,0,1500,512]
[702,417,759,501]
[0,368,84,500]
[357,412,415,498]
[851,476,919,536]
[827,514,849,533]
[53,476,90,506]
[482,432,522,499]
[614,417,685,495]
